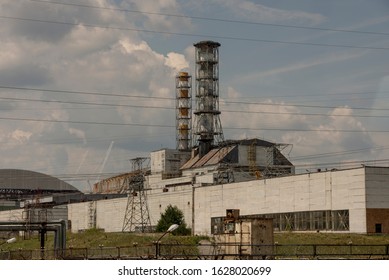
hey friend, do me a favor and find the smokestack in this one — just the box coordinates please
[176,72,192,151]
[193,40,224,157]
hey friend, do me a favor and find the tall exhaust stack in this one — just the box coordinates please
[176,72,192,151]
[193,41,224,157]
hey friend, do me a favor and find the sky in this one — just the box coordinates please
[1,0,389,192]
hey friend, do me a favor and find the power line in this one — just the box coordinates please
[222,100,389,111]
[0,85,172,101]
[223,108,389,118]
[3,96,389,118]
[224,127,389,133]
[4,85,387,102]
[0,116,173,128]
[2,85,389,112]
[29,0,389,37]
[0,96,173,110]
[294,158,389,169]
[2,115,389,133]
[1,14,389,51]
[291,146,389,161]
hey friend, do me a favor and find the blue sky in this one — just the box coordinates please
[1,0,389,191]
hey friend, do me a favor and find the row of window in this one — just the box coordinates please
[211,210,349,234]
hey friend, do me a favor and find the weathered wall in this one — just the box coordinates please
[4,167,389,236]
[365,167,389,209]
[365,167,389,233]
[68,185,194,233]
[68,202,90,232]
[0,209,24,221]
[193,168,367,235]
[366,208,389,234]
[0,207,67,223]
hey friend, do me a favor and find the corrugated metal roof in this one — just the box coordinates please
[181,145,237,169]
[193,148,220,168]
[180,154,200,170]
[205,145,236,166]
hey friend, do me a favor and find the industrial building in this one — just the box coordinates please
[0,41,388,235]
[0,169,81,210]
[66,165,389,235]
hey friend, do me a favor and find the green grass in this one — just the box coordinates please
[1,228,208,251]
[2,230,389,252]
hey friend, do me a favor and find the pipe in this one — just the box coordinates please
[0,220,67,256]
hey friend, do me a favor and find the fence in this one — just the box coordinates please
[1,243,389,260]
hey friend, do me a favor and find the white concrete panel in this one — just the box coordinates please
[61,167,389,235]
[96,198,127,232]
[147,186,193,228]
[68,202,89,233]
[193,168,370,235]
[0,209,23,221]
[349,208,366,233]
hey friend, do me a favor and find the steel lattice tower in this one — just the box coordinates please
[176,72,192,151]
[122,157,151,232]
[193,41,224,157]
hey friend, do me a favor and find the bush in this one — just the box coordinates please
[156,205,191,235]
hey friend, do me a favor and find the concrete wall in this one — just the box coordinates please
[150,149,191,175]
[5,167,389,236]
[0,207,67,223]
[96,198,127,232]
[193,168,367,235]
[0,209,24,221]
[68,202,90,232]
[68,168,369,234]
[67,185,194,233]
[147,186,193,227]
[365,167,389,208]
[365,167,389,233]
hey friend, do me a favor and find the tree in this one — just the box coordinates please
[156,204,191,235]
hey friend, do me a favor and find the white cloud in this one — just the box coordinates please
[239,50,367,82]
[212,0,326,25]
[221,87,307,140]
[164,52,189,72]
[0,0,192,190]
[69,128,87,145]
[0,0,387,188]
[282,106,374,169]
[119,39,153,54]
[126,0,192,31]
[9,129,32,144]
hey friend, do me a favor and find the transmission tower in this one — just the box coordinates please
[122,157,151,232]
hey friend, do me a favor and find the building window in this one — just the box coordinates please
[211,209,350,233]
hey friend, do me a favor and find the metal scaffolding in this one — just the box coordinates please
[176,72,192,151]
[262,143,293,178]
[122,158,151,233]
[193,41,224,157]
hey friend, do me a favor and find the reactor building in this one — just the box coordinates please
[1,41,388,235]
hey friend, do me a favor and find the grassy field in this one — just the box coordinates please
[2,229,389,251]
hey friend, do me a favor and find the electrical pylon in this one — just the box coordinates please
[122,157,151,232]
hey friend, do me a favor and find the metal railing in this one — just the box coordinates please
[1,243,389,260]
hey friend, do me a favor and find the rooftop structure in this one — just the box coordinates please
[0,169,80,200]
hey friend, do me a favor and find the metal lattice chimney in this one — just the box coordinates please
[193,41,224,157]
[176,72,192,151]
